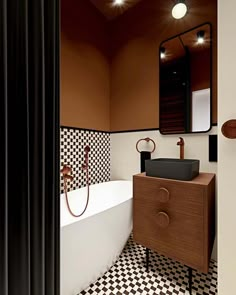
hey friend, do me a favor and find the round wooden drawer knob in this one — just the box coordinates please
[157,187,170,202]
[156,212,170,228]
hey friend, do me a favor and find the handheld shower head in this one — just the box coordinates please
[82,145,90,170]
[84,145,90,153]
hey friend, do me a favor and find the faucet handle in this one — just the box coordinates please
[61,165,72,175]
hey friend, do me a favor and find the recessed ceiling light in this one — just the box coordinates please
[197,30,205,44]
[113,0,125,6]
[172,0,187,19]
[160,47,166,59]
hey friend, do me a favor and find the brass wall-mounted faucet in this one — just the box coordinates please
[61,165,74,181]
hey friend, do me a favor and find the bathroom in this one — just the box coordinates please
[60,0,219,294]
[1,0,235,294]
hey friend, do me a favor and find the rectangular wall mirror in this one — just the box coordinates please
[159,23,212,134]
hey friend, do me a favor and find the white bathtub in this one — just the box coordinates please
[60,180,133,295]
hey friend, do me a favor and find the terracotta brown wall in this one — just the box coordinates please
[61,0,110,131]
[110,0,217,131]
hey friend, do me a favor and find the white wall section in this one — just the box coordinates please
[218,0,236,293]
[111,128,217,180]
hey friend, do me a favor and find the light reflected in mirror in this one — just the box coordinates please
[159,23,212,134]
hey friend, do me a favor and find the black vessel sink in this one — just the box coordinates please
[145,158,199,181]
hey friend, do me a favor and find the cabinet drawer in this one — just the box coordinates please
[133,175,204,216]
[133,199,204,270]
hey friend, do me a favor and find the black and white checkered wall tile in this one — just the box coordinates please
[79,235,217,295]
[60,127,110,193]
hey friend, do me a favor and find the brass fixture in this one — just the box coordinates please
[82,145,90,170]
[64,174,73,181]
[136,137,156,153]
[61,165,74,181]
[177,137,184,159]
[61,146,91,218]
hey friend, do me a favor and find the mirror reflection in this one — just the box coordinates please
[159,23,212,134]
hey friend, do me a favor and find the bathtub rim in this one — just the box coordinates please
[60,180,133,228]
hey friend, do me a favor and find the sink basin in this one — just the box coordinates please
[145,158,199,181]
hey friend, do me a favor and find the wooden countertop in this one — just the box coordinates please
[134,172,215,186]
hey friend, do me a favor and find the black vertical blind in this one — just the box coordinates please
[0,0,60,295]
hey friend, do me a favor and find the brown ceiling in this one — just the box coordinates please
[161,24,211,63]
[89,0,142,20]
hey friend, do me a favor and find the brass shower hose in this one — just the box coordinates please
[61,146,90,217]
[63,167,90,217]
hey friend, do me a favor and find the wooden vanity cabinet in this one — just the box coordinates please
[133,173,215,273]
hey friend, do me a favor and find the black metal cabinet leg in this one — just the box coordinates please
[188,267,192,295]
[146,248,149,272]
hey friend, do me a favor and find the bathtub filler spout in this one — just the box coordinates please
[177,137,184,159]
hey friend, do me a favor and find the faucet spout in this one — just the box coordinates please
[177,137,184,159]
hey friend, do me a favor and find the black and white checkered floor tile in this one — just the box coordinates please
[79,235,217,295]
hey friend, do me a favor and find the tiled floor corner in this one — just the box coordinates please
[79,235,217,295]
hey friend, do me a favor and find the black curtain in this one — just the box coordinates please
[0,0,60,294]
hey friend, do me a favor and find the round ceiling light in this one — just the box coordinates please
[113,0,125,6]
[172,1,187,19]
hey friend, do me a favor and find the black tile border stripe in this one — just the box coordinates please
[61,126,159,134]
[60,125,110,133]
